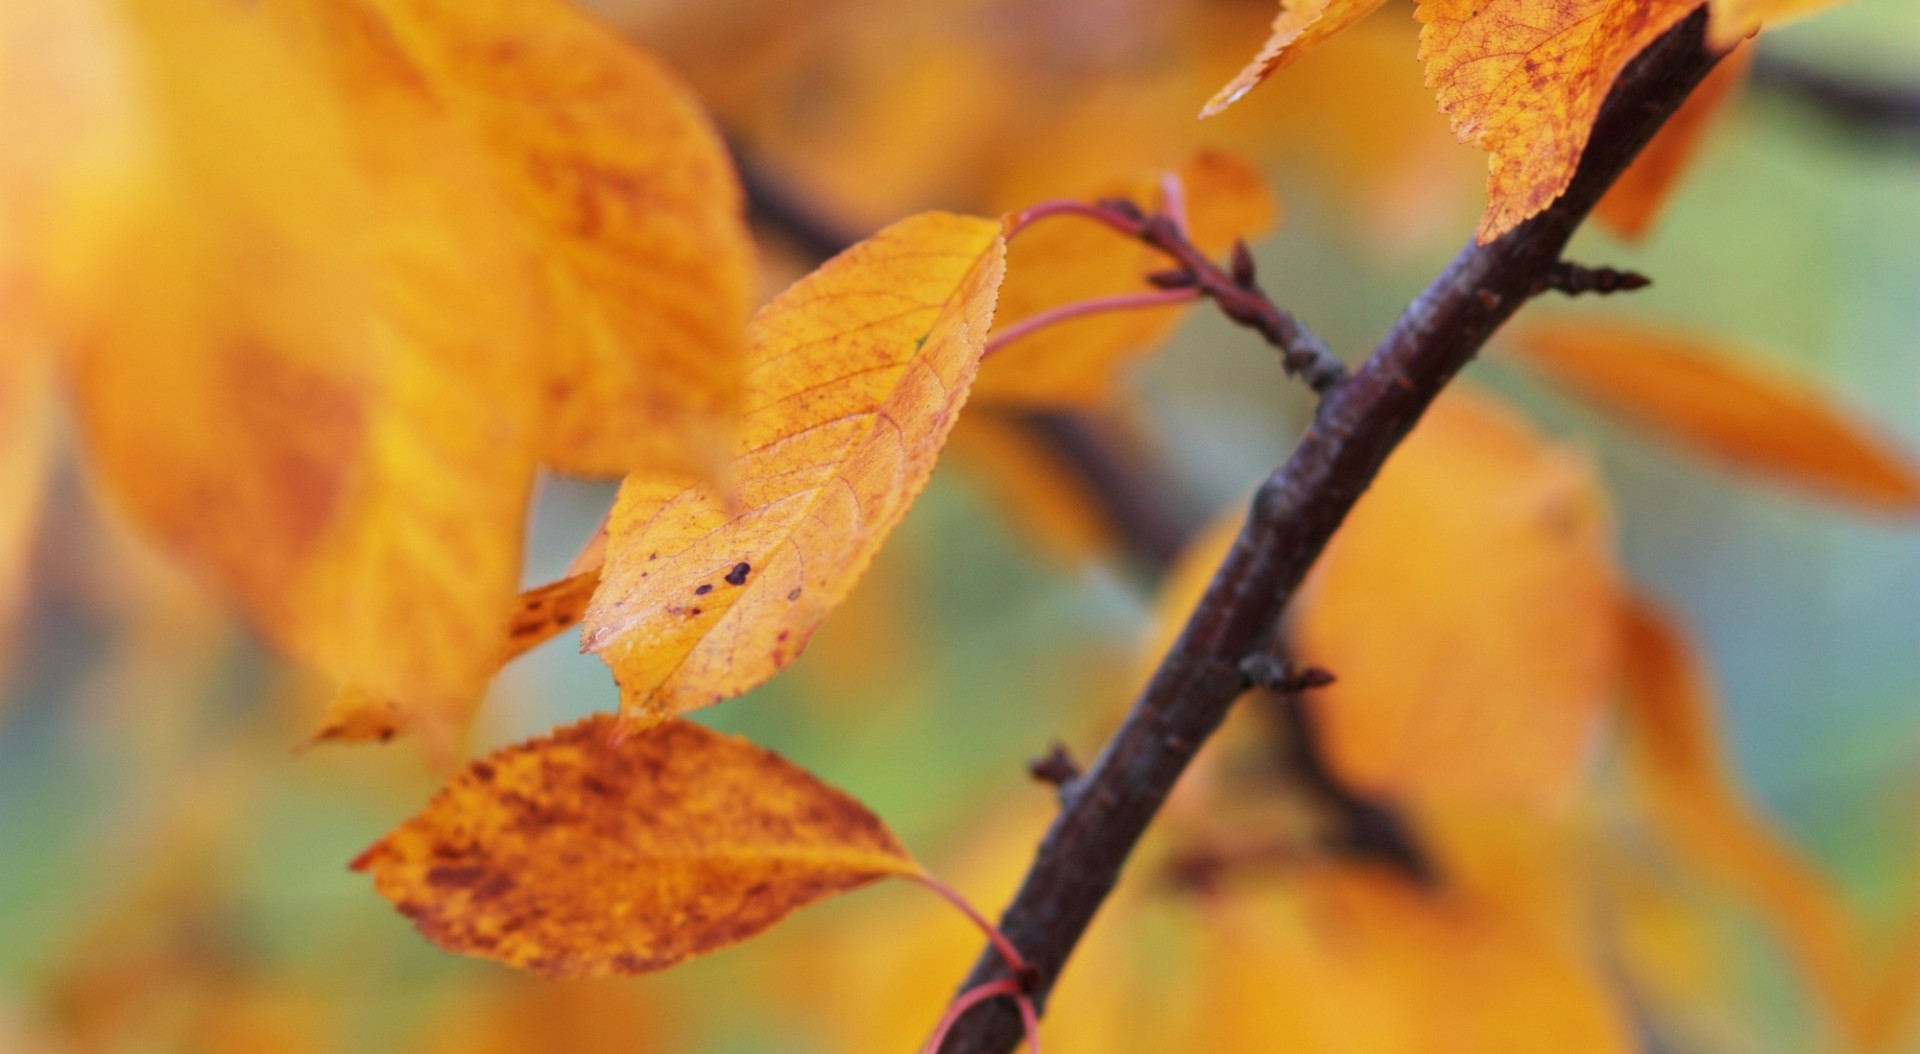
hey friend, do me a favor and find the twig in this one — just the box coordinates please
[936,12,1725,1053]
[1534,261,1652,297]
[1008,201,1347,393]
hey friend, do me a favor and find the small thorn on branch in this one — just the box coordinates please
[1028,742,1084,796]
[1145,267,1196,290]
[1230,239,1257,288]
[1535,261,1652,297]
[1239,654,1336,694]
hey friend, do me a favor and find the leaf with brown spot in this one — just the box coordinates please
[974,151,1276,409]
[354,714,920,978]
[1509,319,1920,512]
[1617,598,1878,1047]
[502,570,599,663]
[1199,0,1391,118]
[1417,0,1700,242]
[1595,44,1751,241]
[583,212,1005,724]
[1290,388,1620,807]
[278,0,754,478]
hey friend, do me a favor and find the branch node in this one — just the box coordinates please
[1535,260,1653,297]
[1230,239,1258,288]
[1240,654,1336,693]
[1144,266,1196,290]
[1027,742,1084,796]
[1094,196,1145,223]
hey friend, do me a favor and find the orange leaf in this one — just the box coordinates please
[1417,0,1700,242]
[1509,319,1920,511]
[502,570,599,664]
[281,0,754,478]
[1199,0,1391,118]
[49,0,544,756]
[1290,389,1619,807]
[1616,598,1877,1047]
[1595,44,1752,241]
[974,151,1276,409]
[584,212,1005,724]
[354,714,919,978]
[1181,814,1634,1054]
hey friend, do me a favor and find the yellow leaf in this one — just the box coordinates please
[1616,598,1878,1047]
[354,714,919,978]
[1291,389,1619,807]
[1199,0,1391,118]
[1595,45,1752,242]
[46,0,540,757]
[584,212,1006,724]
[502,570,599,664]
[1417,0,1700,242]
[974,151,1277,409]
[1509,319,1920,511]
[300,0,754,478]
[1183,828,1634,1054]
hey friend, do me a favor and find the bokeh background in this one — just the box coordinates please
[2,0,1917,1050]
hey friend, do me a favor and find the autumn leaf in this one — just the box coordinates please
[1615,598,1878,1048]
[26,0,540,758]
[355,714,920,978]
[1420,0,1703,241]
[1199,0,1391,118]
[975,151,1276,408]
[1595,45,1753,241]
[1508,318,1920,511]
[584,212,1006,724]
[283,0,754,479]
[502,571,599,664]
[1290,388,1619,807]
[1178,817,1633,1054]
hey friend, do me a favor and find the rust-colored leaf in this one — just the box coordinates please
[1199,0,1391,118]
[1509,319,1920,511]
[354,714,919,978]
[583,212,1005,724]
[974,151,1276,409]
[1290,389,1619,807]
[1417,0,1699,242]
[291,0,754,478]
[1595,44,1752,241]
[1616,598,1877,1047]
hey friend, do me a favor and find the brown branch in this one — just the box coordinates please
[934,12,1724,1053]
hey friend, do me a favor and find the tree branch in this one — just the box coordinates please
[934,12,1725,1053]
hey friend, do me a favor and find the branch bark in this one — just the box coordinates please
[934,11,1725,1053]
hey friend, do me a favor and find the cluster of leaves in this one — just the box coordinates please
[3,0,1917,1051]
